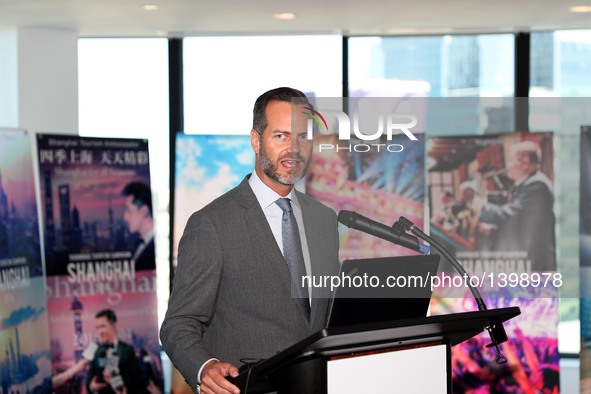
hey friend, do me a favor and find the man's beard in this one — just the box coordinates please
[259,141,310,186]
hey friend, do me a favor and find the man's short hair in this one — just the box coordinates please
[122,181,152,216]
[252,87,311,135]
[459,181,478,192]
[511,141,541,165]
[96,309,117,324]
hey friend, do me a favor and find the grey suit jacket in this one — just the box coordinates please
[480,170,556,271]
[160,176,340,391]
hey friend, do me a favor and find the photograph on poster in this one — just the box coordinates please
[36,134,162,394]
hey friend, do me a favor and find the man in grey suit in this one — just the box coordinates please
[160,87,341,394]
[476,140,556,272]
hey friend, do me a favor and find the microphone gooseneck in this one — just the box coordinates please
[396,216,508,365]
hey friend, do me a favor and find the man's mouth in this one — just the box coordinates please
[281,159,302,169]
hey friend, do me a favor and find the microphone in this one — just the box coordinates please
[105,347,124,392]
[96,347,107,383]
[337,210,430,255]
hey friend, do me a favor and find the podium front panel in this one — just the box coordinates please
[326,344,448,393]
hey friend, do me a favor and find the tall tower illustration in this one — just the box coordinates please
[43,170,56,251]
[108,195,114,250]
[70,295,84,361]
[14,327,21,372]
[72,205,82,252]
[58,184,72,249]
[8,338,16,376]
[0,171,8,219]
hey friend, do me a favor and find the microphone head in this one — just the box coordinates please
[337,210,357,227]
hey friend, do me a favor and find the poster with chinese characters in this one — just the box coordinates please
[37,134,162,393]
[427,132,559,393]
[0,128,52,393]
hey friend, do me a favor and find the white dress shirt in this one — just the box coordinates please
[248,171,313,293]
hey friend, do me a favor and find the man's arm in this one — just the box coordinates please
[160,211,231,391]
[86,356,109,393]
[479,181,550,225]
[52,358,90,389]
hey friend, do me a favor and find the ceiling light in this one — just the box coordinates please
[143,4,158,11]
[570,5,591,12]
[274,12,296,20]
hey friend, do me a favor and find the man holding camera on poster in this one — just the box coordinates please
[475,140,556,272]
[87,309,143,394]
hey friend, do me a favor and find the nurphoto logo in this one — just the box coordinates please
[304,98,420,153]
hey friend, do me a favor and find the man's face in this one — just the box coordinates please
[461,188,475,203]
[123,195,145,234]
[95,316,117,345]
[506,151,529,181]
[251,101,313,195]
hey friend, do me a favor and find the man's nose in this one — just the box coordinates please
[289,136,300,153]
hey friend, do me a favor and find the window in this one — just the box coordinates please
[348,35,515,135]
[183,35,342,135]
[78,38,170,327]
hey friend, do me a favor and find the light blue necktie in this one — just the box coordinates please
[275,198,311,319]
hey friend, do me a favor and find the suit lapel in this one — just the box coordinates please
[235,177,288,275]
[297,192,326,330]
[234,178,310,324]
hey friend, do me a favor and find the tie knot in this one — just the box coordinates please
[275,198,292,214]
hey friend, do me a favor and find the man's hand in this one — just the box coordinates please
[89,376,108,392]
[470,194,485,216]
[200,360,240,394]
[147,379,162,394]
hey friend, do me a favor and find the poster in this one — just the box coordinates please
[434,297,560,394]
[303,95,426,261]
[427,132,560,393]
[306,133,425,261]
[172,133,254,269]
[0,129,52,393]
[171,133,254,393]
[580,126,591,393]
[37,134,162,393]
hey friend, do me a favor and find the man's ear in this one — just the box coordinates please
[250,129,260,155]
[139,204,150,218]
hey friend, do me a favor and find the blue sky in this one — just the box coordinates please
[173,134,254,257]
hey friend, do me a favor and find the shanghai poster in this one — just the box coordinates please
[37,134,162,393]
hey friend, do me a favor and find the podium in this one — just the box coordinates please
[230,307,520,394]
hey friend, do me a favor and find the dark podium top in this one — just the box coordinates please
[231,306,520,393]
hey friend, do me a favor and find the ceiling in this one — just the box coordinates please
[1,0,591,38]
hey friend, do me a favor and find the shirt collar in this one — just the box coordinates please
[249,171,298,209]
[513,170,536,187]
[142,230,154,244]
[102,338,119,348]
